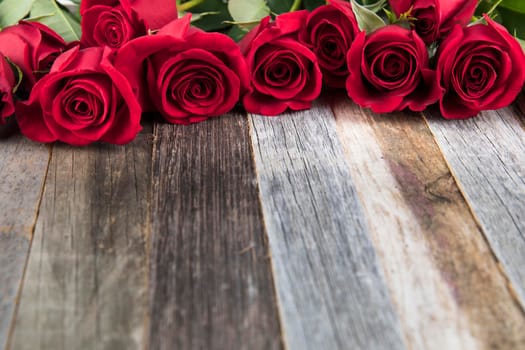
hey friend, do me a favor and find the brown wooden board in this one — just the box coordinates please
[8,127,153,350]
[332,97,525,349]
[149,114,282,350]
[0,137,50,350]
[425,107,525,309]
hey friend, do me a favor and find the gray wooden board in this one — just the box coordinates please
[425,107,525,307]
[0,136,50,350]
[249,103,406,350]
[149,114,282,350]
[9,127,153,350]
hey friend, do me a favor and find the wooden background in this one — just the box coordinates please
[1,93,524,350]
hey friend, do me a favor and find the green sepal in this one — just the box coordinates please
[4,56,24,95]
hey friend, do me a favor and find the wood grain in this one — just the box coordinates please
[8,127,153,350]
[149,114,282,350]
[332,97,525,350]
[425,107,525,308]
[249,104,406,350]
[0,137,50,350]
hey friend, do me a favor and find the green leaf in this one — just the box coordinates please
[303,0,326,11]
[186,0,232,32]
[56,0,81,22]
[226,24,249,42]
[499,6,525,39]
[28,0,81,42]
[474,0,525,37]
[350,0,386,33]
[475,0,493,16]
[500,0,525,13]
[0,0,35,28]
[266,0,293,14]
[228,0,270,24]
[362,0,388,13]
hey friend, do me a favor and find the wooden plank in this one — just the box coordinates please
[332,96,525,350]
[8,127,153,350]
[424,106,525,308]
[149,114,282,350]
[0,136,50,350]
[249,104,406,350]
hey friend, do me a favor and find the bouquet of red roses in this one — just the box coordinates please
[0,0,524,146]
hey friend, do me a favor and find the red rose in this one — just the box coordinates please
[0,54,16,124]
[115,15,249,124]
[81,0,178,30]
[389,0,477,44]
[81,5,147,48]
[299,0,360,88]
[346,24,441,113]
[437,17,525,119]
[240,11,322,116]
[16,46,142,146]
[0,21,66,93]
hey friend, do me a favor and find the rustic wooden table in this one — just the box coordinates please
[1,93,524,350]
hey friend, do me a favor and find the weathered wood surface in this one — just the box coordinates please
[149,114,282,350]
[0,136,50,350]
[8,127,153,350]
[249,104,406,350]
[2,97,525,350]
[425,106,525,308]
[332,97,525,350]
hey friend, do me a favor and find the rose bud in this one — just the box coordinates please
[16,46,142,146]
[299,0,360,88]
[0,54,16,124]
[389,0,477,44]
[437,16,525,119]
[115,15,249,124]
[346,24,441,113]
[0,21,66,93]
[81,0,178,30]
[240,11,322,116]
[81,5,147,48]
